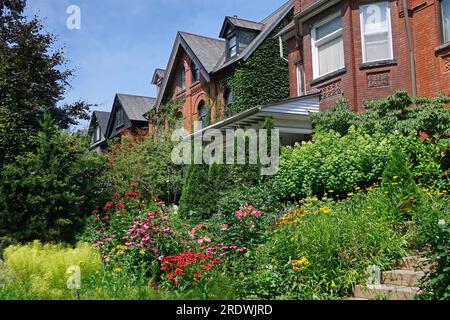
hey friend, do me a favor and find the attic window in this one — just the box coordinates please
[191,62,200,83]
[228,35,238,59]
[179,67,186,91]
[94,125,101,142]
[115,108,124,127]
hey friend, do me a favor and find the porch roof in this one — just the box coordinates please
[187,92,320,140]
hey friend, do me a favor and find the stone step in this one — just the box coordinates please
[398,256,430,271]
[382,270,425,287]
[354,284,419,300]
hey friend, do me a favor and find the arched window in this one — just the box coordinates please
[191,61,200,83]
[178,67,186,91]
[224,89,234,118]
[198,101,209,127]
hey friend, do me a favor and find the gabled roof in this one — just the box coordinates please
[179,32,225,74]
[154,32,225,108]
[116,93,156,122]
[213,0,293,72]
[155,0,293,109]
[90,110,111,132]
[219,16,264,38]
[152,68,166,85]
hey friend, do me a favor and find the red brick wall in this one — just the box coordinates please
[290,0,450,111]
[411,0,450,97]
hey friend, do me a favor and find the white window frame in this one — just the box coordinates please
[94,125,101,142]
[296,63,303,96]
[359,1,394,63]
[311,12,344,79]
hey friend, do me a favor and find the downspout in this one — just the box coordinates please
[279,36,289,62]
[401,0,417,97]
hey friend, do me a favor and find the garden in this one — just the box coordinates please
[0,90,449,300]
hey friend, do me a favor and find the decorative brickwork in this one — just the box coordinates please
[320,81,342,100]
[367,72,390,88]
[443,54,450,73]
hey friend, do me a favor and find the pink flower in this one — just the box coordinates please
[220,224,229,231]
[158,256,164,261]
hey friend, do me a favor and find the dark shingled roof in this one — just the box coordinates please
[179,32,225,74]
[152,68,166,85]
[213,0,293,72]
[116,94,156,122]
[93,111,111,133]
[220,16,264,37]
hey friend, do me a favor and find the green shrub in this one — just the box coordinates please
[0,115,106,244]
[101,132,184,204]
[1,241,102,300]
[311,91,450,137]
[234,189,409,300]
[274,128,394,199]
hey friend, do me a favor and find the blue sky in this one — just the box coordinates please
[25,0,286,129]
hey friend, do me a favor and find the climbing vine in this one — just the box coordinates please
[146,100,184,129]
[222,19,291,115]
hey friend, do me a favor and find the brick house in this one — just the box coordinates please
[151,1,312,142]
[277,0,450,111]
[89,93,156,151]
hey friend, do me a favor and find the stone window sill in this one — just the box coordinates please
[435,42,450,54]
[359,59,398,70]
[310,68,346,86]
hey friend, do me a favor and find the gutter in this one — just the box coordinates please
[401,0,417,98]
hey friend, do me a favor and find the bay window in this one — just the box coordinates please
[441,0,450,43]
[311,14,345,79]
[360,2,393,63]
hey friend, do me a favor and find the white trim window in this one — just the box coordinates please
[311,14,345,79]
[94,125,101,142]
[360,2,393,63]
[296,63,303,96]
[441,0,450,43]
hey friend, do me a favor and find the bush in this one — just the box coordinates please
[274,128,394,199]
[233,189,409,300]
[1,241,102,300]
[0,115,106,244]
[311,91,450,137]
[102,131,184,204]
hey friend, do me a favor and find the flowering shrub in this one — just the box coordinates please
[159,251,222,294]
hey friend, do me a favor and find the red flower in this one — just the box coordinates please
[116,203,126,209]
[175,268,183,276]
[103,202,114,210]
[91,210,99,215]
[194,273,202,279]
[166,273,174,280]
[113,193,121,199]
[130,184,138,189]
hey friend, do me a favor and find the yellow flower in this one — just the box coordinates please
[114,268,122,273]
[347,192,354,197]
[355,186,361,191]
[393,176,399,179]
[291,257,309,271]
[291,193,296,198]
[139,249,146,256]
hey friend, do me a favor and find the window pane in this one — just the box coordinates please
[364,32,391,61]
[361,2,389,34]
[229,45,237,57]
[316,16,342,40]
[318,36,344,76]
[229,36,236,47]
[442,0,450,43]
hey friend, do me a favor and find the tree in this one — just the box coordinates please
[0,114,106,244]
[0,0,92,168]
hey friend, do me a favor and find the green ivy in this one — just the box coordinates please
[222,21,290,115]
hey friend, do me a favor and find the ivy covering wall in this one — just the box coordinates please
[223,20,291,115]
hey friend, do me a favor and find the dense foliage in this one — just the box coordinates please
[311,91,450,137]
[100,131,184,204]
[0,0,92,168]
[0,115,105,250]
[224,21,290,115]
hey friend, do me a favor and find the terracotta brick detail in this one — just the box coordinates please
[443,54,450,73]
[367,72,390,88]
[320,80,342,100]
